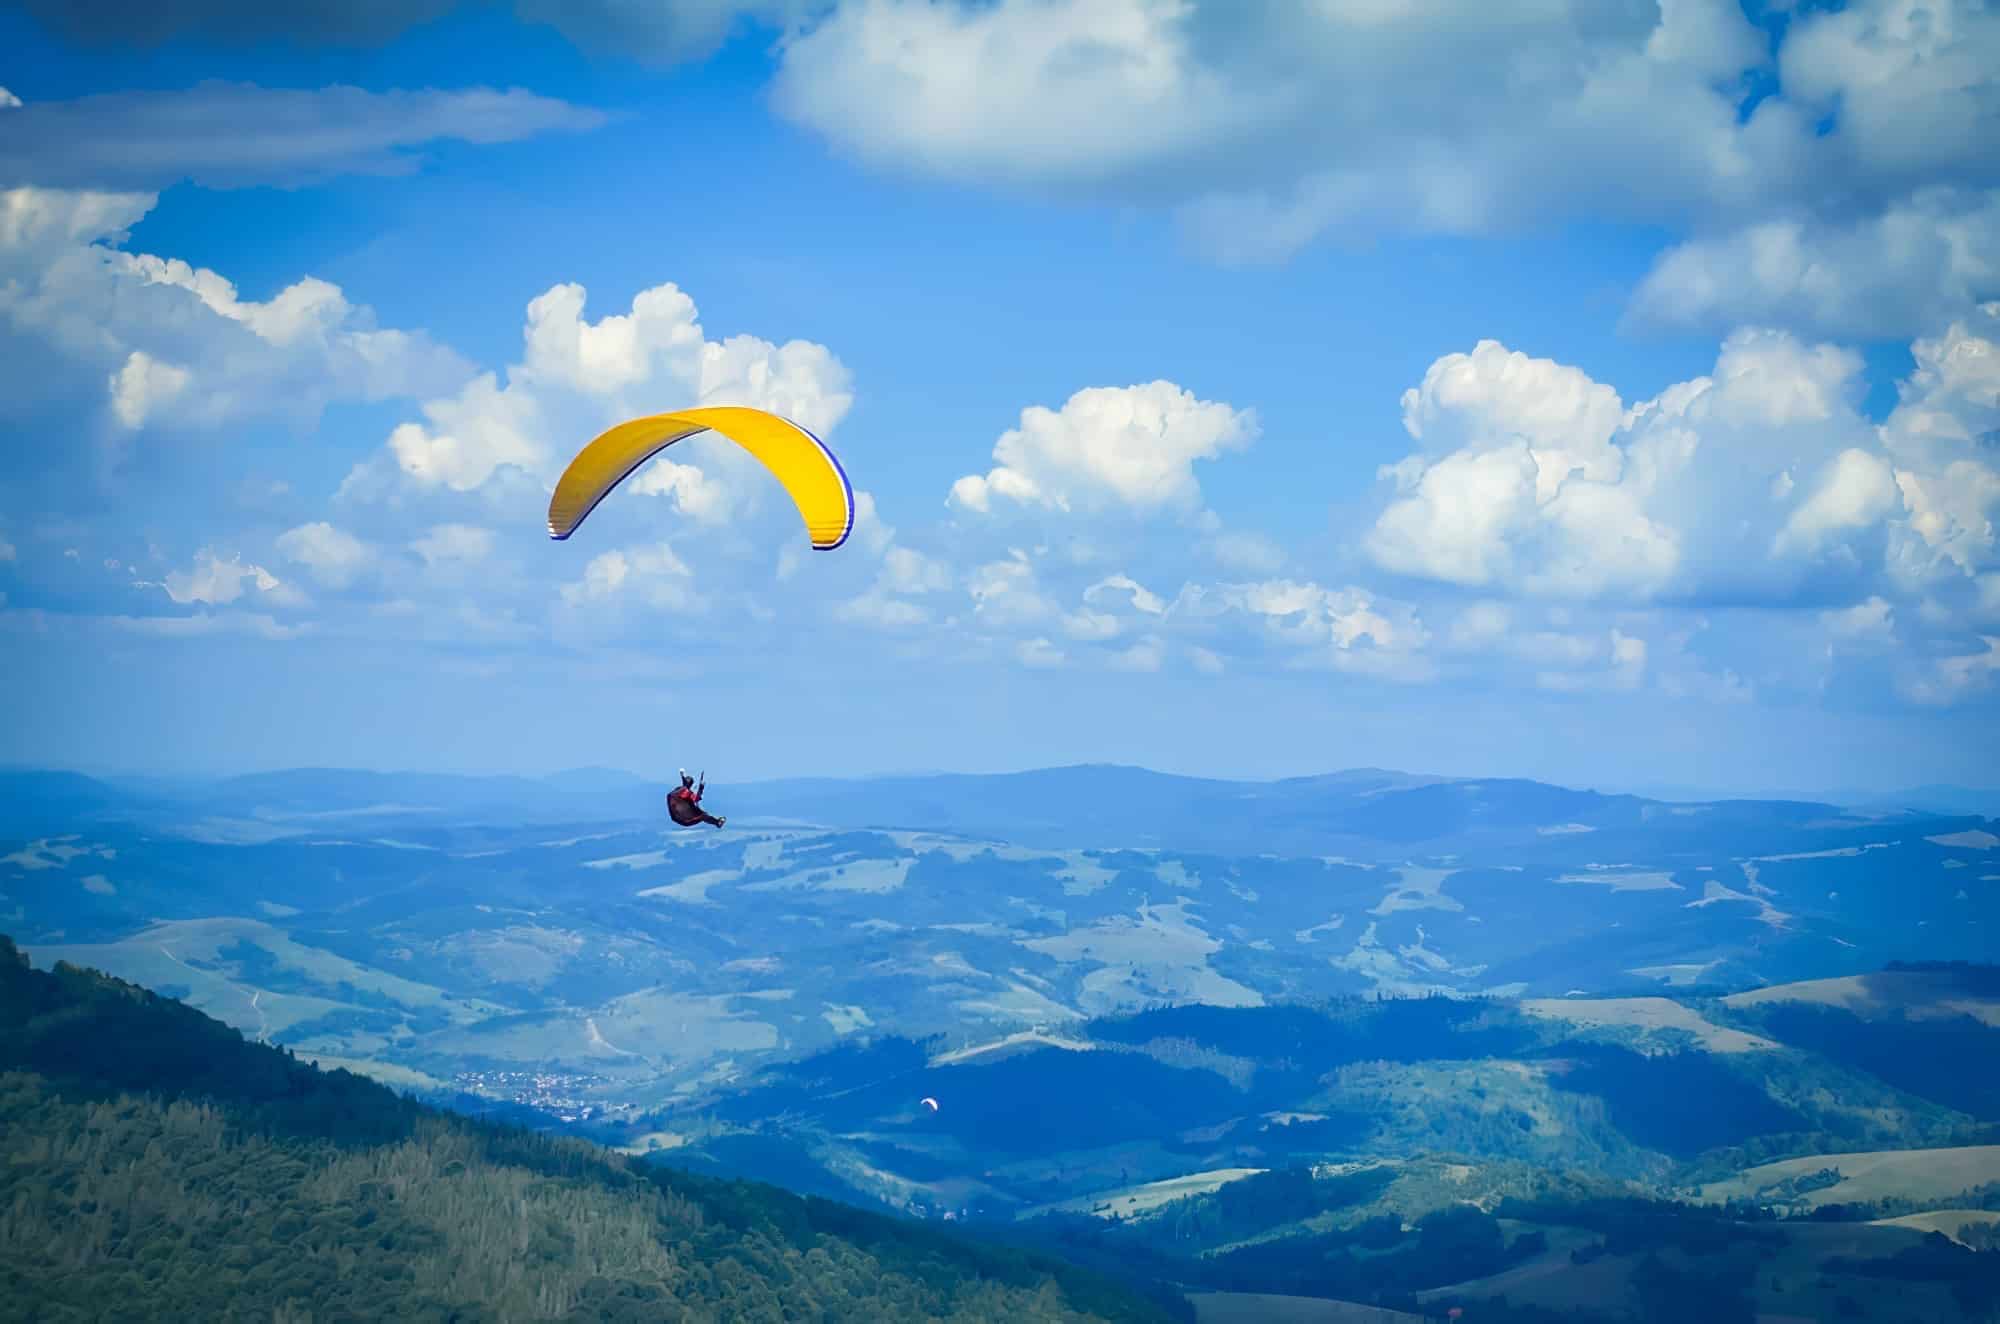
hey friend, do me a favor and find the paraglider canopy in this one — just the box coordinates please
[547,405,854,549]
[920,1096,940,1112]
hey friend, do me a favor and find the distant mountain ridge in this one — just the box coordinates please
[4,760,1938,856]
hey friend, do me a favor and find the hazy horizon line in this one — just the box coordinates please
[4,757,1991,805]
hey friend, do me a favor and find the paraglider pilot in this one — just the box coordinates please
[667,769,725,829]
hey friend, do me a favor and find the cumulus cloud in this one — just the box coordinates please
[1,187,471,449]
[344,279,853,533]
[1823,596,1896,642]
[558,543,701,611]
[1535,629,1647,695]
[1017,636,1065,669]
[371,372,546,495]
[965,549,1055,629]
[411,524,497,568]
[1365,339,1676,598]
[834,536,954,630]
[1774,449,1901,559]
[0,82,605,191]
[948,380,1255,515]
[1176,577,1433,682]
[107,351,190,429]
[161,548,298,608]
[1879,305,2000,586]
[276,522,377,590]
[1109,635,1166,672]
[749,0,2000,336]
[832,591,930,629]
[1629,190,2000,340]
[1057,572,1167,643]
[1084,573,1165,616]
[1905,635,2000,706]
[1446,601,1513,652]
[1361,325,1998,607]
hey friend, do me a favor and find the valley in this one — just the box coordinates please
[5,763,1998,1320]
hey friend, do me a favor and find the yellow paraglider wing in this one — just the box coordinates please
[547,406,854,549]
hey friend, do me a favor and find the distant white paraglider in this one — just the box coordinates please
[920,1096,940,1113]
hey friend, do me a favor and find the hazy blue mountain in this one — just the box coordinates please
[643,974,2000,1322]
[0,771,143,835]
[1621,780,2000,819]
[5,763,1997,1323]
[3,761,1991,1126]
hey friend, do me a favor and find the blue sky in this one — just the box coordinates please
[2,0,1998,792]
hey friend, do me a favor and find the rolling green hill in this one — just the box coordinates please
[0,934,1184,1324]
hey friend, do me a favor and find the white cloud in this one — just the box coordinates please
[1054,571,1169,643]
[830,497,951,629]
[1629,191,2000,339]
[1822,596,1896,641]
[949,380,1255,515]
[1535,629,1647,694]
[1774,449,1900,559]
[833,591,931,629]
[1365,338,1679,598]
[758,0,2000,336]
[1396,338,1626,491]
[1179,577,1433,681]
[346,279,854,531]
[1083,573,1165,615]
[411,523,497,569]
[879,544,951,595]
[1060,608,1119,643]
[1897,463,2000,577]
[0,88,20,111]
[1441,601,1668,695]
[1904,635,2000,706]
[2,187,470,446]
[1188,644,1224,675]
[1363,328,1940,604]
[107,350,190,429]
[1109,635,1165,672]
[965,549,1055,628]
[835,545,953,630]
[1017,636,1065,669]
[373,373,545,495]
[0,82,605,191]
[162,548,296,607]
[1447,601,1512,651]
[108,610,309,641]
[558,542,700,611]
[1879,305,2000,586]
[276,522,376,590]
[773,0,1291,193]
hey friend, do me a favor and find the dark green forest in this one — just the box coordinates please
[0,935,1183,1323]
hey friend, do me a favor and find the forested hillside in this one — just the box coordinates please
[0,935,1183,1323]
